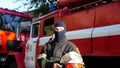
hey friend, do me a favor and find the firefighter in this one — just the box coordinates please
[37,21,85,68]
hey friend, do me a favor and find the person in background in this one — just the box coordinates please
[37,21,85,68]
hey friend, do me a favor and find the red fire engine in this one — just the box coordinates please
[25,0,120,68]
[0,8,32,68]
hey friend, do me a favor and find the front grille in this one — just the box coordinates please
[6,40,20,51]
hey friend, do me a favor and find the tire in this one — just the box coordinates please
[8,61,17,68]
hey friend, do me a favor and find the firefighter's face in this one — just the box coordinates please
[54,27,64,32]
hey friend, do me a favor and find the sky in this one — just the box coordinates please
[0,0,28,12]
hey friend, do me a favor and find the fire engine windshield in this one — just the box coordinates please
[0,13,31,33]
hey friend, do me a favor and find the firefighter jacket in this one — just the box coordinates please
[37,38,83,68]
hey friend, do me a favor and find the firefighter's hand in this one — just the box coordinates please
[53,63,62,68]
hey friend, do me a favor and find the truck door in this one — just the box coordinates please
[39,17,54,45]
[24,22,40,68]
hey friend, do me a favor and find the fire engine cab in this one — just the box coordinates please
[25,0,120,68]
[0,8,32,68]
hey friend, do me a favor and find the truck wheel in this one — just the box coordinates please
[8,61,17,68]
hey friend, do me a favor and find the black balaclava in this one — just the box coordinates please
[54,21,66,42]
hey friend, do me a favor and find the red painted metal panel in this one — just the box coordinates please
[92,35,120,56]
[60,9,95,31]
[57,0,97,8]
[92,36,109,56]
[70,38,92,55]
[92,1,120,56]
[0,8,32,18]
[109,35,120,54]
[95,2,113,27]
[67,35,120,56]
[95,2,120,27]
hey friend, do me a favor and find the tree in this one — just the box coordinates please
[15,0,57,17]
